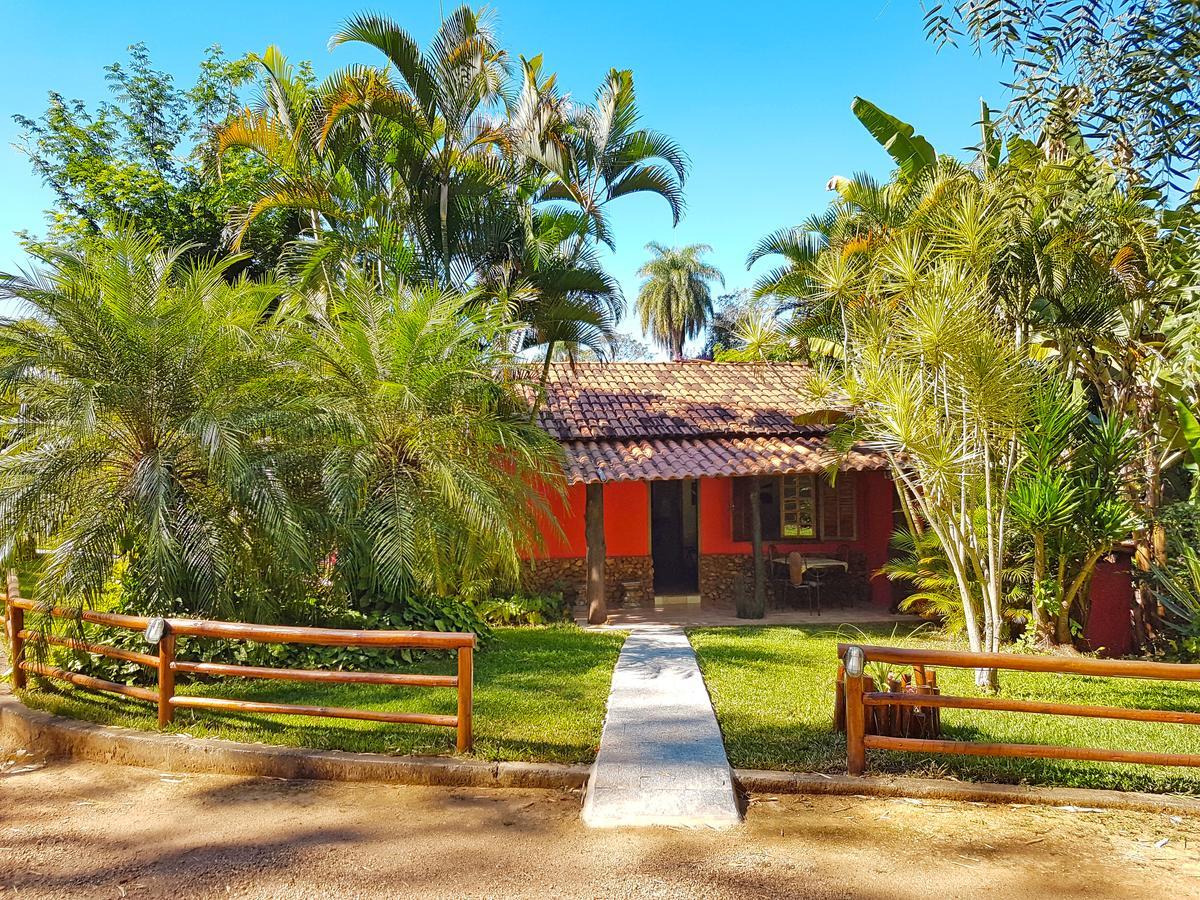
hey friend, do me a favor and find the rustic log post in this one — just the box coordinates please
[740,476,766,618]
[6,571,25,690]
[156,629,176,727]
[585,481,607,625]
[456,644,473,753]
[845,669,867,775]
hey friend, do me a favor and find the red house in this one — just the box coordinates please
[521,361,897,613]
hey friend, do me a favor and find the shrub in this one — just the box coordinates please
[473,592,572,626]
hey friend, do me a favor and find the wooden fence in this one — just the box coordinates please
[3,572,476,751]
[837,643,1200,775]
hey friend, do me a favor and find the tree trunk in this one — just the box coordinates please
[1131,388,1166,648]
[585,482,607,625]
[740,476,767,619]
[439,176,451,286]
[1031,533,1051,643]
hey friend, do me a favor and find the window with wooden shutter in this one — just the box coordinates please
[780,475,816,538]
[819,475,857,540]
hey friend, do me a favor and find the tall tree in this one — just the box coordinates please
[635,243,724,360]
[0,229,310,617]
[14,43,296,278]
[293,272,562,603]
[924,0,1200,199]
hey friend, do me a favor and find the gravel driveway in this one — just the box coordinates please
[1,753,1198,898]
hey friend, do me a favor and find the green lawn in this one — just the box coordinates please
[690,624,1200,795]
[18,626,624,764]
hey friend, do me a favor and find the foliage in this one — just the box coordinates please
[1009,382,1139,643]
[3,6,694,632]
[0,229,313,618]
[883,528,1028,638]
[216,6,683,367]
[1152,547,1200,659]
[924,0,1200,198]
[849,96,937,180]
[474,592,572,626]
[706,290,801,362]
[634,242,724,360]
[13,43,297,278]
[288,272,563,605]
[758,91,1200,654]
[808,265,1037,686]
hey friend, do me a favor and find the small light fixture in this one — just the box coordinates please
[144,617,166,645]
[844,645,865,678]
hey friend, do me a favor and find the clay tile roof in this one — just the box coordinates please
[533,361,844,441]
[527,361,885,485]
[561,436,887,484]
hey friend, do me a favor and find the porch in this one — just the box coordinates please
[575,592,921,629]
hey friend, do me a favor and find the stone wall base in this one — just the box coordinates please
[521,556,654,607]
[699,554,753,606]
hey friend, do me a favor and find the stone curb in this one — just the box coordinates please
[0,695,589,790]
[735,768,1200,816]
[5,695,1200,816]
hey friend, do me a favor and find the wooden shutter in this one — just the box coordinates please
[732,478,751,542]
[819,475,857,540]
[732,477,782,542]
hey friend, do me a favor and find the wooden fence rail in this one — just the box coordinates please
[4,572,476,751]
[837,643,1200,775]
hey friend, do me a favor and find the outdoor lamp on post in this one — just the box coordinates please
[843,644,867,775]
[844,644,865,679]
[143,617,176,727]
[144,617,166,645]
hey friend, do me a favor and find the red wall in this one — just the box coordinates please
[698,472,895,606]
[525,480,649,559]
[1085,552,1135,657]
[527,472,895,607]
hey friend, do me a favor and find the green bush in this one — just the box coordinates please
[37,591,493,687]
[473,592,572,626]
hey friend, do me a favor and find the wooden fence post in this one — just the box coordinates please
[456,644,473,753]
[157,629,176,727]
[845,669,866,775]
[6,571,25,690]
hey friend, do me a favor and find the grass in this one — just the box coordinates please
[690,624,1200,795]
[18,626,624,764]
[17,617,1200,794]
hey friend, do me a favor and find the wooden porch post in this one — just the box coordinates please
[586,481,607,625]
[741,475,767,619]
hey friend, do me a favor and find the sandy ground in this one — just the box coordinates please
[0,754,1198,899]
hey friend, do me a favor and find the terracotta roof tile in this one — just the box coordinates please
[562,436,888,484]
[526,361,881,483]
[532,361,844,441]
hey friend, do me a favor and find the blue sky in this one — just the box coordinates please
[0,1,1009,347]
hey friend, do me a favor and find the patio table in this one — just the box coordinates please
[770,556,849,573]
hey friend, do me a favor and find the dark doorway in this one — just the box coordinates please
[651,479,699,594]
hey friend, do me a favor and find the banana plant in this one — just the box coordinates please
[850,96,937,180]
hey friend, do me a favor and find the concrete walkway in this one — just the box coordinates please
[581,626,741,829]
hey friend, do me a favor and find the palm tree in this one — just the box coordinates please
[0,229,312,618]
[295,271,563,602]
[537,68,689,248]
[326,6,510,287]
[635,243,723,360]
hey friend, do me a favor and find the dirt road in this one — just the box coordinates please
[1,754,1198,899]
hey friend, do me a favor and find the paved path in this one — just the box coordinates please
[581,625,741,828]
